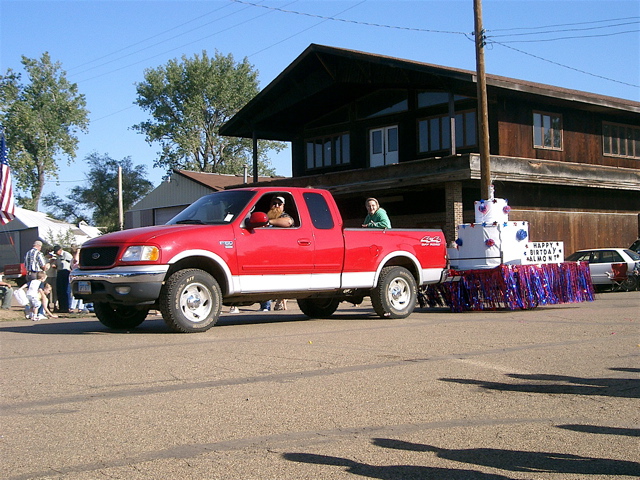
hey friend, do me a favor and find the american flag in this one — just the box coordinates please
[0,131,16,225]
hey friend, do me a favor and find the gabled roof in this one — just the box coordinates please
[220,43,640,140]
[128,169,284,212]
[0,207,101,244]
[174,169,278,189]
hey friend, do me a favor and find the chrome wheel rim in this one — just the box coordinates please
[387,277,411,310]
[179,282,212,323]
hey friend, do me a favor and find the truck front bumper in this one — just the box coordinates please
[70,265,169,305]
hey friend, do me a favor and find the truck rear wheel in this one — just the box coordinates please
[94,302,149,330]
[159,268,221,333]
[297,298,340,318]
[371,266,417,319]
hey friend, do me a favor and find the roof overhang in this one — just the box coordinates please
[220,44,640,140]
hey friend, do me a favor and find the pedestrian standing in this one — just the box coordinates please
[45,252,58,310]
[53,245,73,313]
[24,240,48,283]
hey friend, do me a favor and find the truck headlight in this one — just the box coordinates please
[121,246,160,262]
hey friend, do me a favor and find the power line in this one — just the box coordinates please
[78,0,637,121]
[74,3,283,83]
[492,41,640,88]
[489,20,638,38]
[248,0,367,58]
[91,105,137,123]
[487,16,640,33]
[69,2,255,78]
[233,0,636,90]
[67,2,235,73]
[230,0,469,35]
[490,29,640,44]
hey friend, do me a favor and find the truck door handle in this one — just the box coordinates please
[298,239,312,246]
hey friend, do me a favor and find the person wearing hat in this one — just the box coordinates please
[267,196,294,228]
[52,245,73,313]
[262,195,294,312]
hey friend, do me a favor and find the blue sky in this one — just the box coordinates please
[1,0,639,208]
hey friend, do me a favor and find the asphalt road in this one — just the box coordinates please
[1,292,638,480]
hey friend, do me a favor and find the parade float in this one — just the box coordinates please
[421,189,594,312]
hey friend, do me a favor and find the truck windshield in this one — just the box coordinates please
[166,190,257,225]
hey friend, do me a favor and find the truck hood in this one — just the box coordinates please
[82,224,229,246]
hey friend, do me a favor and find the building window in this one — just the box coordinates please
[418,110,476,153]
[357,90,408,119]
[417,91,472,109]
[533,111,562,150]
[305,133,350,169]
[603,122,640,159]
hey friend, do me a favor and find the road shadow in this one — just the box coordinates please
[371,438,640,476]
[0,316,172,334]
[282,452,515,480]
[0,308,383,335]
[440,370,640,399]
[610,367,640,373]
[556,424,640,437]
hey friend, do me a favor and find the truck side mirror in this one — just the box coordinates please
[246,211,269,229]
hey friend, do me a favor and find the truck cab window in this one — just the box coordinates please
[304,192,334,229]
[255,193,299,227]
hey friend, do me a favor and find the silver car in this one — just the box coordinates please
[565,248,640,291]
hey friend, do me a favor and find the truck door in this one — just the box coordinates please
[235,192,313,293]
[303,191,344,290]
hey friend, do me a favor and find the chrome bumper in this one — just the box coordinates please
[70,265,169,284]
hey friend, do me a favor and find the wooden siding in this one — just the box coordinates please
[494,97,639,169]
[511,209,638,254]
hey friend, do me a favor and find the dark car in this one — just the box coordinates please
[630,239,640,254]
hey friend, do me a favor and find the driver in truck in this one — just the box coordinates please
[267,196,294,228]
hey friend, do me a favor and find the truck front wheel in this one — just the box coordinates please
[297,297,340,318]
[371,266,417,319]
[94,302,149,330]
[160,268,221,333]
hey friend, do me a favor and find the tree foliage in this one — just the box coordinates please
[43,153,153,232]
[133,50,282,176]
[0,52,89,210]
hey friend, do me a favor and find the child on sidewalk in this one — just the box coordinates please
[38,283,58,320]
[25,272,57,321]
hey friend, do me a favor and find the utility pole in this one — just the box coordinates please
[252,131,259,183]
[474,0,492,200]
[118,165,124,231]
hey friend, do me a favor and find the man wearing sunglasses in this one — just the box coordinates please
[267,196,294,228]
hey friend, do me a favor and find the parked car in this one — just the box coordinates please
[630,238,640,254]
[565,248,640,291]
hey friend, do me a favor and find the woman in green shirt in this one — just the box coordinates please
[362,197,391,229]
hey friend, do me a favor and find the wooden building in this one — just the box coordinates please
[220,44,640,253]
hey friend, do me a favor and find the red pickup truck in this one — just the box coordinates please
[71,187,447,333]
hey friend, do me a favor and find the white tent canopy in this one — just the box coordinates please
[5,207,102,246]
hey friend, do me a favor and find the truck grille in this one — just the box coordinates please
[80,247,120,267]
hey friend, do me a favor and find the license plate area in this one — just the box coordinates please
[78,281,92,294]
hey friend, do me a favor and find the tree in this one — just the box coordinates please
[0,52,89,210]
[133,50,283,176]
[44,153,153,233]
